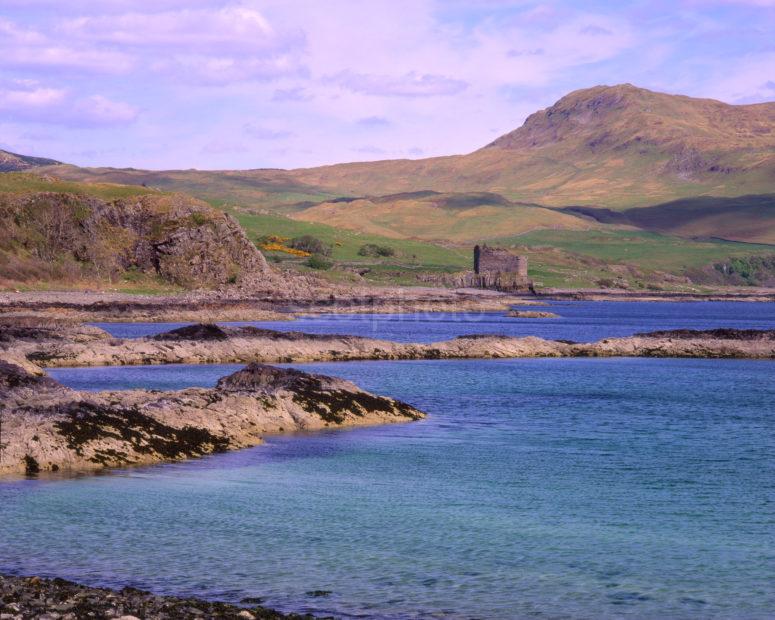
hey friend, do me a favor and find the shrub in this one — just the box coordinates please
[358,243,395,257]
[306,255,333,270]
[189,212,209,227]
[289,235,331,256]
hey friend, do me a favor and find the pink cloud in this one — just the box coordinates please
[331,71,469,97]
[0,83,138,126]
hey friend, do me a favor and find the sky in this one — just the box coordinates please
[0,0,774,170]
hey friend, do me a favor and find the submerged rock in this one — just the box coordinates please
[506,309,560,318]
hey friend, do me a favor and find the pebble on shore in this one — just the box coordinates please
[0,575,325,620]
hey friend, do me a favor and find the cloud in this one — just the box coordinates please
[272,87,313,102]
[0,17,133,73]
[331,71,469,97]
[0,86,66,109]
[688,0,775,5]
[59,6,306,84]
[357,116,391,127]
[0,83,138,126]
[202,139,249,155]
[152,55,305,85]
[243,123,293,140]
[75,95,138,125]
[353,145,386,155]
[580,24,614,36]
[507,48,545,57]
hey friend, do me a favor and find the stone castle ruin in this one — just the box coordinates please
[471,244,533,292]
[416,244,534,292]
[474,245,528,278]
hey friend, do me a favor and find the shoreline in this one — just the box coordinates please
[0,286,773,324]
[0,574,320,619]
[4,323,773,372]
[0,359,424,477]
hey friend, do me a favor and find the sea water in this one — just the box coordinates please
[2,354,774,619]
[91,300,775,342]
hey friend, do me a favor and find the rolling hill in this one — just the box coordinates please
[0,149,62,172]
[280,84,775,209]
[560,194,775,245]
[291,191,598,242]
[23,84,775,245]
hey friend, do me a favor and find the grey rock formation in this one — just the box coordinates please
[0,360,424,476]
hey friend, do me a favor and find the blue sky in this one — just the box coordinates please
[1,0,773,170]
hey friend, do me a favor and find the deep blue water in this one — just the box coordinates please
[91,300,775,343]
[2,356,774,619]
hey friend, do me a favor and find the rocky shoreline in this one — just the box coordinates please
[3,322,773,372]
[0,358,424,476]
[2,320,773,476]
[0,288,532,323]
[0,574,319,619]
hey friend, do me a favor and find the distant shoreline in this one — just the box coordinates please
[0,287,772,325]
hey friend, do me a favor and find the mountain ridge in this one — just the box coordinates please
[3,84,774,244]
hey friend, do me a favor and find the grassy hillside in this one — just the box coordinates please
[561,194,775,244]
[35,84,775,214]
[0,172,158,200]
[290,191,598,242]
[0,149,61,172]
[283,84,775,209]
[233,207,775,289]
[491,229,775,288]
[231,208,470,284]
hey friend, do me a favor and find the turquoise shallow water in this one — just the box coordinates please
[3,356,775,619]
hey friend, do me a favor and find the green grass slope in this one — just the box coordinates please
[290,190,598,242]
[231,208,470,284]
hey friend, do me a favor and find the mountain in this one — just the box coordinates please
[280,84,775,209]
[6,84,775,244]
[0,149,62,172]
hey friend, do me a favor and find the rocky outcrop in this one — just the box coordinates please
[0,361,424,476]
[7,323,774,371]
[634,328,775,341]
[506,310,560,318]
[0,574,310,619]
[0,191,273,289]
[0,288,534,323]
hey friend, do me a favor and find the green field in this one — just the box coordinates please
[485,229,775,289]
[230,209,470,278]
[498,229,775,271]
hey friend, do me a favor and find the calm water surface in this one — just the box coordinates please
[91,300,775,342]
[1,356,773,619]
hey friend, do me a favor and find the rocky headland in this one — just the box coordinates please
[0,574,317,619]
[0,358,423,476]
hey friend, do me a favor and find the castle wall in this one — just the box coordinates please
[474,245,528,277]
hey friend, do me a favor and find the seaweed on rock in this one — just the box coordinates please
[52,401,230,464]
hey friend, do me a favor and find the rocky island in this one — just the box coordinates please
[3,320,773,373]
[0,359,423,476]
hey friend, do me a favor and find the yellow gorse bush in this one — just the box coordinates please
[259,241,311,257]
